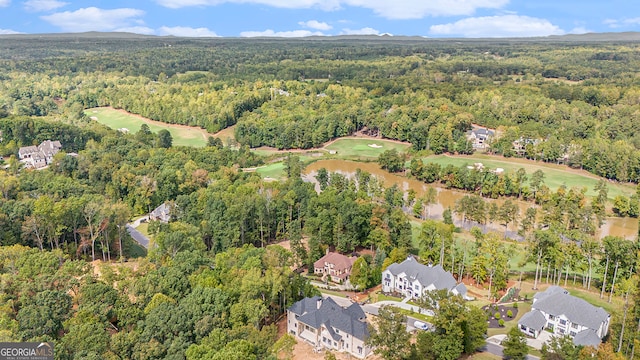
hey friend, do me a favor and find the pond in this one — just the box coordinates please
[303,159,638,240]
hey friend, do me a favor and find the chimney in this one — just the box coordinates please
[317,297,322,309]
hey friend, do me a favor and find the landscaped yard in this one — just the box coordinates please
[422,154,635,200]
[487,302,532,337]
[86,107,212,147]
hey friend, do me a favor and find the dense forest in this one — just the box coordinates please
[0,34,639,359]
[2,35,640,182]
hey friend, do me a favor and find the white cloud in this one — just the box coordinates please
[41,7,145,32]
[298,20,332,30]
[24,0,68,11]
[429,15,565,38]
[568,27,589,34]
[116,26,155,35]
[155,0,508,19]
[604,17,640,28]
[240,29,324,37]
[0,28,22,34]
[157,0,340,11]
[345,0,508,19]
[158,26,219,37]
[0,0,10,6]
[340,27,380,35]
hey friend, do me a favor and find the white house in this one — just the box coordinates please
[467,128,495,149]
[18,140,62,169]
[518,286,610,347]
[150,203,172,223]
[287,296,372,358]
[382,256,471,300]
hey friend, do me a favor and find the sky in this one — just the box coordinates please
[0,0,639,38]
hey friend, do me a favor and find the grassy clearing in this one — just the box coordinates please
[256,162,286,179]
[423,154,635,200]
[213,125,236,146]
[325,138,411,159]
[87,107,210,147]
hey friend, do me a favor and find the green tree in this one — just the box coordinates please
[541,335,581,360]
[157,129,173,148]
[378,149,404,173]
[530,169,545,196]
[502,327,528,360]
[350,256,369,291]
[592,179,608,225]
[367,306,411,360]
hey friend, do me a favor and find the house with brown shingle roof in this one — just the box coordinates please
[314,252,357,283]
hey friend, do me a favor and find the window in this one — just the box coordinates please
[336,329,339,334]
[559,319,566,326]
[570,331,577,337]
[571,323,578,329]
[414,285,419,290]
[547,323,554,331]
[358,346,363,354]
[548,315,555,320]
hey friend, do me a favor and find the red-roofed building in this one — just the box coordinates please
[314,252,357,283]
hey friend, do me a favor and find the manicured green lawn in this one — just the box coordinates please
[86,107,210,147]
[423,154,635,200]
[325,138,411,159]
[135,222,151,238]
[256,162,286,179]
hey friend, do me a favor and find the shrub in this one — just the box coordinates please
[513,302,518,309]
[494,312,501,320]
[498,319,505,327]
[507,310,513,318]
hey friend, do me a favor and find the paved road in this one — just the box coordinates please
[323,295,433,332]
[482,337,540,360]
[126,224,149,249]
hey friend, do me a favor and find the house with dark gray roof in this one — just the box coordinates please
[518,286,610,347]
[382,256,471,300]
[467,127,495,149]
[287,296,372,358]
[18,140,62,169]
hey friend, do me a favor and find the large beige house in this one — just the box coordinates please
[314,252,357,283]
